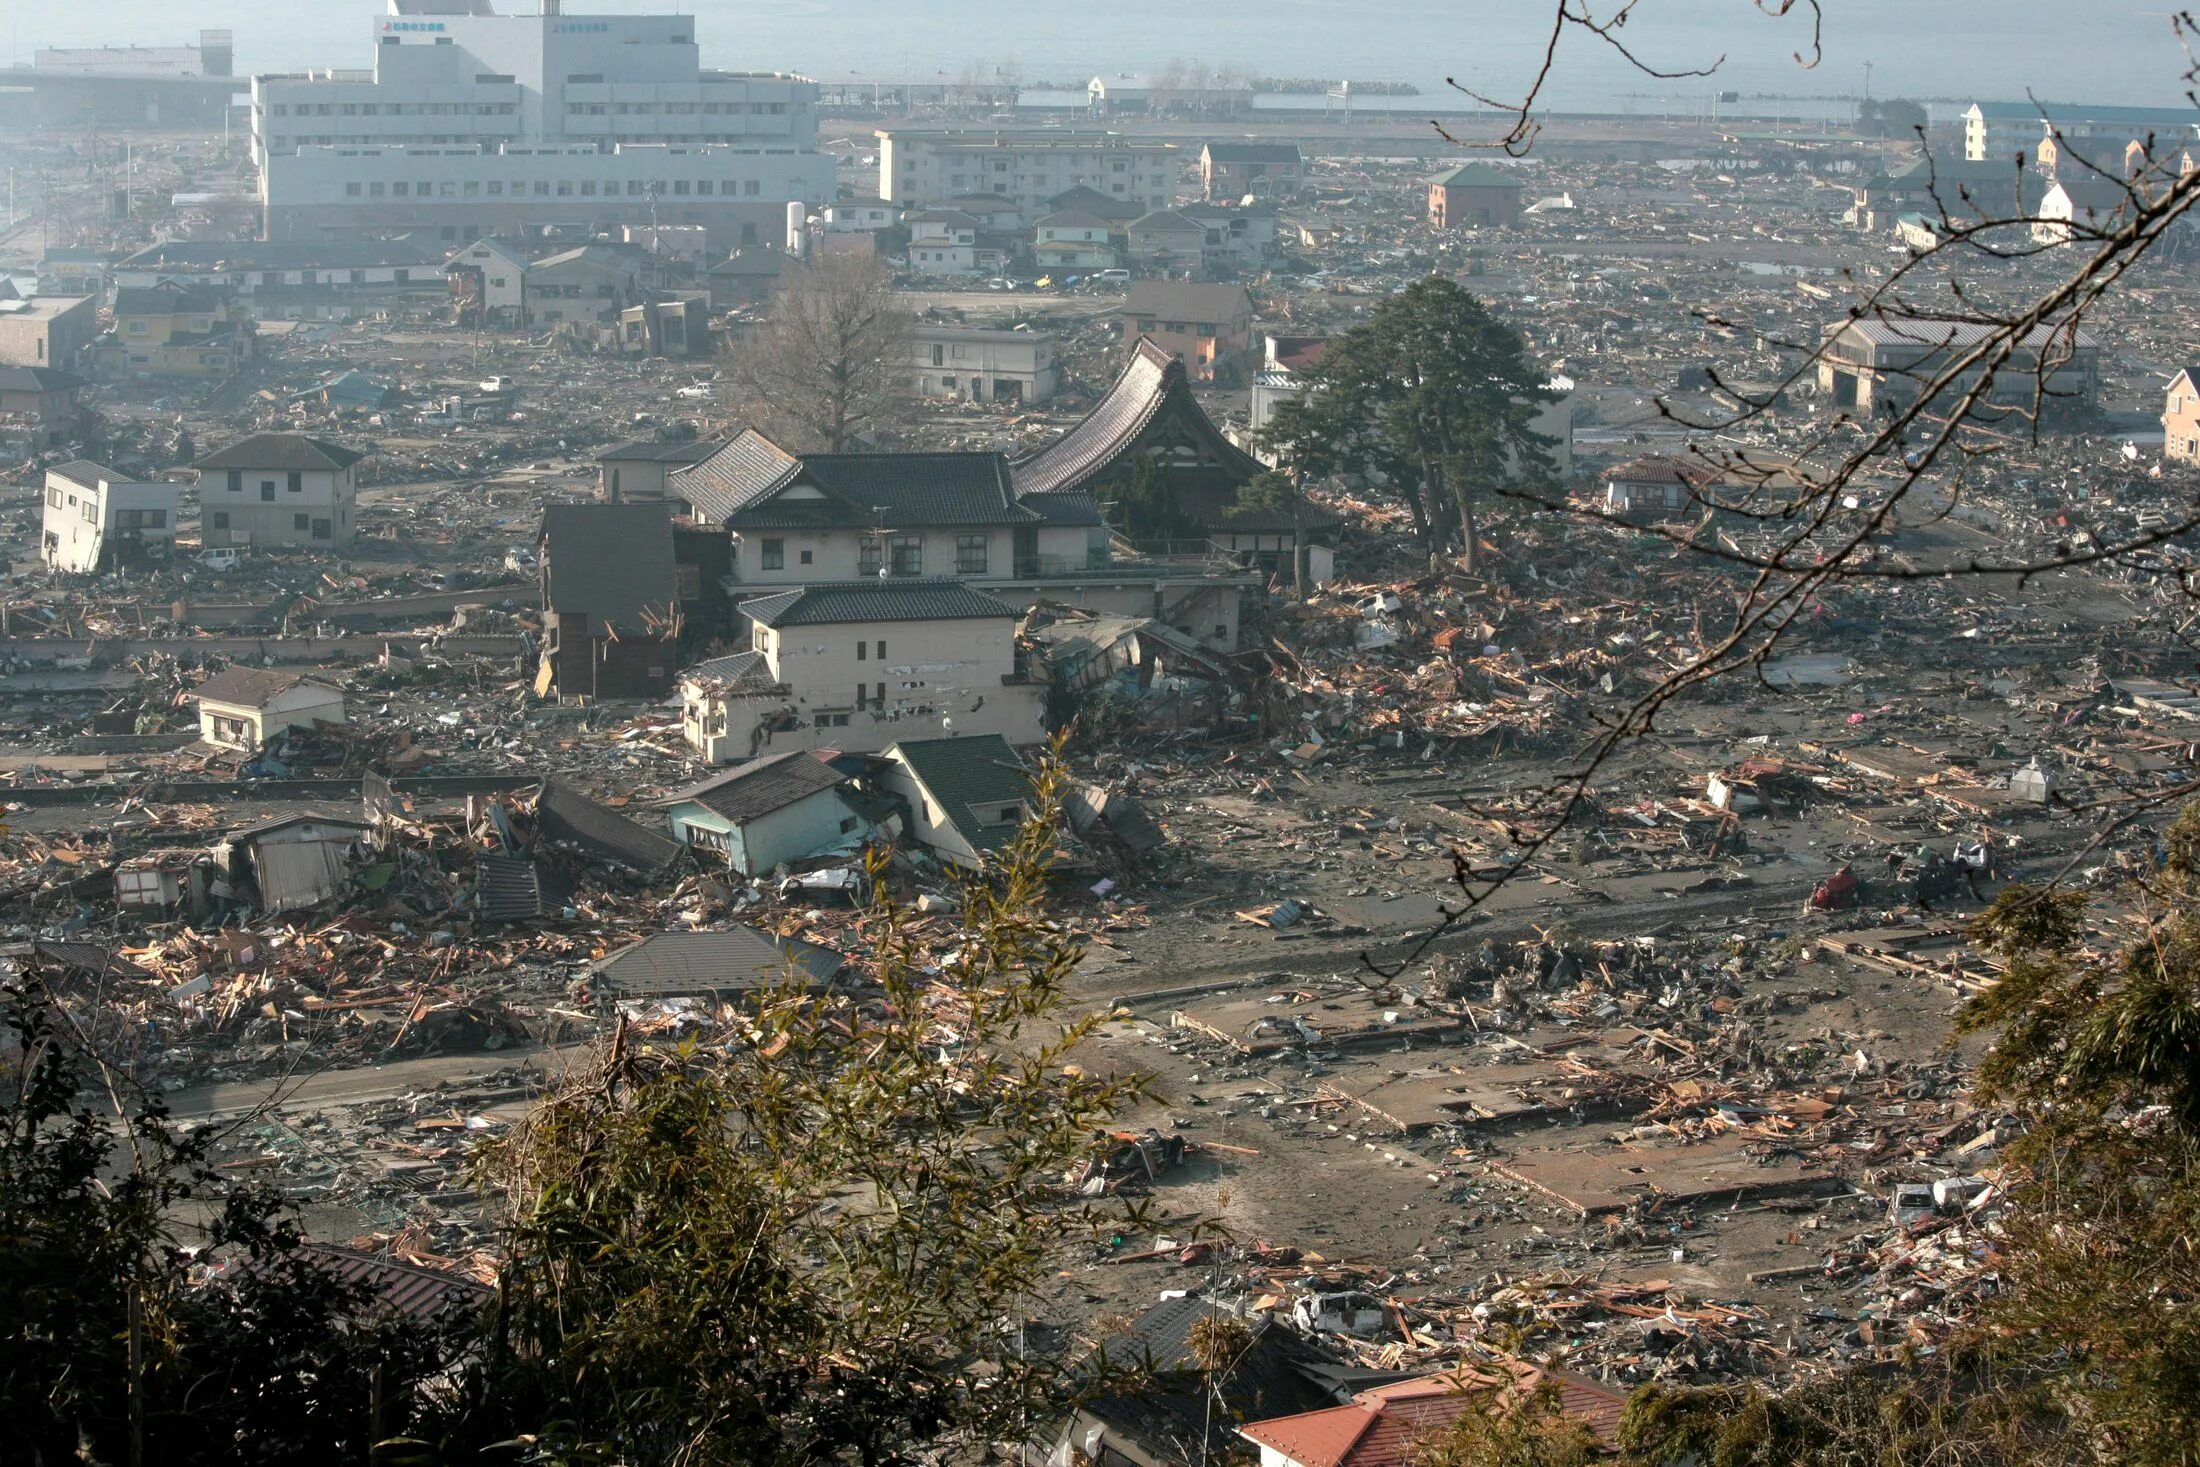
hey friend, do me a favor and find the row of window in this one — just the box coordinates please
[269,102,517,117]
[565,101,789,116]
[206,511,333,538]
[344,177,764,198]
[225,471,308,495]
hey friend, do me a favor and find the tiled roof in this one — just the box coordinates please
[1238,1364,1627,1467]
[885,733,1032,855]
[535,779,683,870]
[675,431,1042,530]
[1011,338,1263,498]
[1129,209,1204,235]
[595,435,724,464]
[1035,209,1114,230]
[659,749,847,824]
[593,927,843,998]
[1018,490,1106,528]
[477,851,570,921]
[740,579,1018,629]
[680,650,776,690]
[1430,162,1521,189]
[540,503,677,628]
[1604,453,1718,486]
[1835,317,2099,351]
[195,433,367,473]
[191,666,333,709]
[1124,280,1252,321]
[119,237,445,271]
[0,365,88,393]
[47,459,125,490]
[286,1246,490,1325]
[113,283,221,317]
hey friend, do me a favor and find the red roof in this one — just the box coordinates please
[1268,335,1331,373]
[1239,1364,1626,1467]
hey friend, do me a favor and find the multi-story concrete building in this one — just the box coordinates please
[194,434,367,550]
[1964,100,2199,163]
[40,462,177,574]
[253,1,834,250]
[0,297,98,372]
[877,128,1176,215]
[909,324,1061,404]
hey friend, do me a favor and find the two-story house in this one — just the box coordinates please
[1200,142,1305,202]
[822,197,902,233]
[909,324,1061,404]
[669,432,1107,594]
[678,579,1046,763]
[905,209,986,276]
[2165,367,2200,464]
[99,282,253,380]
[1125,209,1208,272]
[40,461,177,574]
[1031,210,1121,271]
[1121,281,1254,383]
[1181,203,1278,271]
[445,237,532,326]
[0,365,91,449]
[193,433,364,550]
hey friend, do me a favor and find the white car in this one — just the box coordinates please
[198,548,242,572]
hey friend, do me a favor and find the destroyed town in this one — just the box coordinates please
[3,1,2199,1463]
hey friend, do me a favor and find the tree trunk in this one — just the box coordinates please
[1456,484,1477,575]
[1290,473,1308,598]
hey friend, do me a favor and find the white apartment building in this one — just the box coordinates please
[877,129,1177,214]
[254,1,834,249]
[910,325,1060,404]
[40,462,177,574]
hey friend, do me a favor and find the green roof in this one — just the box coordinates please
[885,734,1033,857]
[1430,162,1520,190]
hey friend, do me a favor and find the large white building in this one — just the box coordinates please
[876,128,1177,214]
[253,1,833,249]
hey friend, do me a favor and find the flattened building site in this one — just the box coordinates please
[5,1,2199,1459]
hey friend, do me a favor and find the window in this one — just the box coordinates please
[227,471,242,493]
[287,471,303,492]
[857,641,866,662]
[955,534,987,574]
[127,320,147,335]
[370,181,385,196]
[346,182,363,198]
[799,549,813,565]
[81,500,96,524]
[888,536,921,576]
[942,376,956,389]
[294,513,311,531]
[932,343,945,366]
[260,481,276,501]
[211,511,230,529]
[744,179,760,196]
[760,538,784,570]
[393,182,409,197]
[874,640,886,660]
[312,519,332,540]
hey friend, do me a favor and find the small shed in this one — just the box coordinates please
[192,667,347,751]
[656,750,866,877]
[220,813,367,913]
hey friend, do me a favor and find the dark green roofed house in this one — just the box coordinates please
[1427,162,1522,230]
[880,733,1033,870]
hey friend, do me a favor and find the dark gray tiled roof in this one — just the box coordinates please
[477,852,571,922]
[1018,491,1106,528]
[674,431,1041,530]
[535,779,682,870]
[540,503,677,628]
[658,750,847,824]
[0,365,88,393]
[740,578,1018,629]
[47,459,125,490]
[1123,280,1253,321]
[680,650,775,689]
[885,734,1032,856]
[1011,339,1263,499]
[114,283,221,317]
[195,433,367,473]
[593,928,844,998]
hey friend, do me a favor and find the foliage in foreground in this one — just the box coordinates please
[452,748,1145,1464]
[0,975,459,1465]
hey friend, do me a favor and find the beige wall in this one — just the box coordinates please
[201,463,357,548]
[726,523,1094,586]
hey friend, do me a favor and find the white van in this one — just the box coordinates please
[1096,268,1131,288]
[198,548,242,572]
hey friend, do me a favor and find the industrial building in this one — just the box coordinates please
[875,128,1177,214]
[251,0,834,249]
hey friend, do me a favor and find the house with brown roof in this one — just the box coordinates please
[191,667,347,750]
[1120,280,1254,382]
[1125,209,1208,272]
[1238,1363,1628,1467]
[1427,162,1523,230]
[1600,453,1720,519]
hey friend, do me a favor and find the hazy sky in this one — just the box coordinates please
[6,1,2192,110]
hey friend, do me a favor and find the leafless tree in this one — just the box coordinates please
[1359,5,2200,978]
[719,252,912,453]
